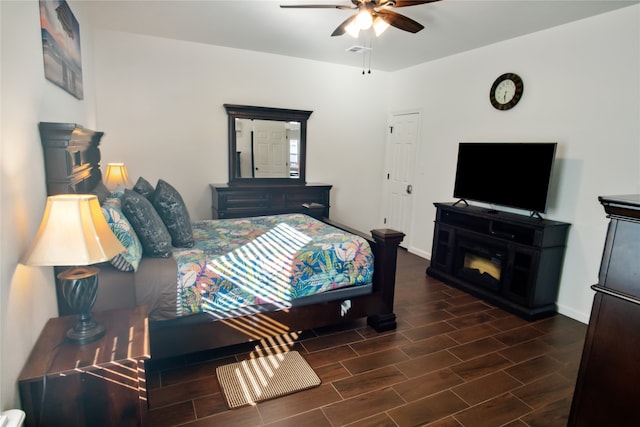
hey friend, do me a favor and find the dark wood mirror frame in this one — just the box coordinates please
[224,104,313,186]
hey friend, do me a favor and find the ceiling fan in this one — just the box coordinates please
[280,0,441,37]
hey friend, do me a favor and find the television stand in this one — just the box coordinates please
[426,202,570,320]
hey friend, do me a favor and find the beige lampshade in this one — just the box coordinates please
[103,162,131,191]
[24,194,125,266]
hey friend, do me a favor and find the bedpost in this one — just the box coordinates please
[367,228,405,332]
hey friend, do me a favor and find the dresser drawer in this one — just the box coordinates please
[210,183,332,219]
[221,191,270,208]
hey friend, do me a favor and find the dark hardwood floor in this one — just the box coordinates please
[146,249,587,427]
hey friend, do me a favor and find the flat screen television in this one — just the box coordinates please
[453,142,557,214]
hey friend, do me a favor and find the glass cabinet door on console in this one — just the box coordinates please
[430,224,453,271]
[504,248,539,305]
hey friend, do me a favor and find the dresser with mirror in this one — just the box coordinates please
[210,104,331,219]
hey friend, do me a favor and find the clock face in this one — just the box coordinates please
[490,73,524,110]
[494,79,516,104]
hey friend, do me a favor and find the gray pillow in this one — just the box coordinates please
[152,179,194,248]
[133,176,155,200]
[91,181,111,204]
[120,189,172,258]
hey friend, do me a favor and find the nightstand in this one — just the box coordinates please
[18,306,150,427]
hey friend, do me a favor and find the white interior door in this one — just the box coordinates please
[253,120,288,177]
[383,111,420,248]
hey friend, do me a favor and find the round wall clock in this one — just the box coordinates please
[490,73,524,110]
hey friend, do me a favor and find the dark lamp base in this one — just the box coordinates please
[66,319,105,344]
[57,266,105,345]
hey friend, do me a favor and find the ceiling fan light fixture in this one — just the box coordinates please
[345,21,360,38]
[373,17,390,36]
[355,9,373,30]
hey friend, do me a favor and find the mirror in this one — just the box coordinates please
[224,104,313,185]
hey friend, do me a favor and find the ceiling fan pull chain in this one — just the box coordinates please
[368,34,373,74]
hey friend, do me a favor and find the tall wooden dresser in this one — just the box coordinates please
[568,195,640,426]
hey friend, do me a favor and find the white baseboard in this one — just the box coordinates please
[407,246,429,260]
[556,303,590,324]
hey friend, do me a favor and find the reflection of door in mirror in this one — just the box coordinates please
[254,120,287,178]
[235,118,300,178]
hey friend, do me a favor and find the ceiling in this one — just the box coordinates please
[85,0,638,72]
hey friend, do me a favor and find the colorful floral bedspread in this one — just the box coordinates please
[174,214,374,317]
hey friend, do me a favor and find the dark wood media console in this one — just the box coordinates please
[426,202,570,320]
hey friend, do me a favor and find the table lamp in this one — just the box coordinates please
[103,162,132,191]
[24,194,125,344]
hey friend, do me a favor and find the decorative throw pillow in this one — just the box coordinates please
[101,185,126,209]
[109,184,127,201]
[101,204,143,271]
[91,181,111,205]
[152,179,195,248]
[133,176,155,200]
[120,189,172,258]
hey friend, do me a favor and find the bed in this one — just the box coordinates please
[39,122,404,360]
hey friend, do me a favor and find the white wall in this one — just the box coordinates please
[389,6,640,322]
[0,0,98,410]
[92,31,391,233]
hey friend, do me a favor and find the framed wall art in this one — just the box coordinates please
[39,0,83,99]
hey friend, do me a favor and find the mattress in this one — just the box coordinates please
[172,214,374,319]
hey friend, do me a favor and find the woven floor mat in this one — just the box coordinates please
[216,351,321,409]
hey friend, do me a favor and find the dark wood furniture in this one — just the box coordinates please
[224,104,312,185]
[38,121,405,363]
[210,183,331,219]
[568,195,640,426]
[18,306,149,427]
[426,202,570,320]
[39,122,104,196]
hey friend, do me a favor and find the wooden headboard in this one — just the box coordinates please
[38,122,127,316]
[39,122,105,196]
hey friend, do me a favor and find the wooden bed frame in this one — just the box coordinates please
[39,122,404,360]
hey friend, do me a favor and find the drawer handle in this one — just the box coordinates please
[591,284,640,306]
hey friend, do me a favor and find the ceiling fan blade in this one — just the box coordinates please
[376,9,424,33]
[280,4,354,9]
[388,0,441,7]
[331,14,357,36]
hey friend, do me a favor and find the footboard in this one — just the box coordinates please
[148,224,404,360]
[322,220,405,331]
[368,228,406,329]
